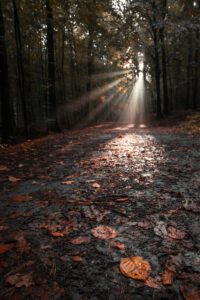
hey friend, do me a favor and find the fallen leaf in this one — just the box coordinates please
[13,232,31,253]
[138,221,152,229]
[70,236,91,244]
[162,269,174,285]
[115,198,129,203]
[72,256,83,262]
[0,165,9,171]
[145,276,162,289]
[165,254,183,273]
[9,176,21,183]
[180,282,200,300]
[120,256,151,281]
[13,195,32,202]
[154,221,167,238]
[167,226,186,240]
[6,272,34,287]
[62,180,75,185]
[51,232,64,238]
[110,241,125,250]
[91,225,117,239]
[0,243,15,254]
[92,183,101,189]
[192,179,200,189]
[100,156,109,161]
[60,255,68,262]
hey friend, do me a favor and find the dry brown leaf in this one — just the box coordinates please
[13,232,31,253]
[70,236,91,244]
[115,198,129,203]
[0,243,15,254]
[162,269,174,285]
[120,256,151,281]
[138,221,152,229]
[62,180,75,185]
[92,183,101,189]
[51,232,64,238]
[167,226,186,240]
[180,282,200,300]
[60,255,68,262]
[91,225,117,239]
[13,195,32,202]
[72,256,83,262]
[110,241,125,250]
[145,276,162,289]
[100,156,109,161]
[6,272,34,287]
[0,165,9,171]
[9,176,21,183]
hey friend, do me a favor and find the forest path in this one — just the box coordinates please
[0,123,200,299]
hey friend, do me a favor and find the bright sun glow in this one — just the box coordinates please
[120,53,146,125]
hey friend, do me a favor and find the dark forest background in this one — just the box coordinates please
[0,0,200,142]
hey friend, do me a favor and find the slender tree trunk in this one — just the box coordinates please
[193,0,200,110]
[160,0,169,115]
[193,31,199,110]
[12,0,29,136]
[87,28,94,93]
[160,29,169,114]
[0,2,15,141]
[46,0,59,131]
[61,29,66,102]
[186,35,192,109]
[151,0,162,118]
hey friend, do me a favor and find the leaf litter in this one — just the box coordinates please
[0,124,200,299]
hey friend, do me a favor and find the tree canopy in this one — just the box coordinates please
[0,0,199,141]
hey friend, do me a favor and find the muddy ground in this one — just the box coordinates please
[0,123,200,299]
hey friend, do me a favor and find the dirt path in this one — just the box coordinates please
[0,124,200,299]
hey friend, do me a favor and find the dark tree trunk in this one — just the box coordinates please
[46,0,59,131]
[151,0,162,118]
[0,2,14,141]
[193,31,199,110]
[193,0,200,110]
[186,35,192,109]
[160,0,169,115]
[12,0,29,137]
[87,28,94,93]
[61,28,66,102]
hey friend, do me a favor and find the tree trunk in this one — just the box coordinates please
[160,0,169,115]
[0,2,15,141]
[186,35,192,109]
[46,0,59,131]
[12,0,29,137]
[151,0,162,118]
[87,28,94,93]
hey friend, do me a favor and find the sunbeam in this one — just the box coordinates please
[61,76,127,115]
[91,70,130,82]
[120,55,146,126]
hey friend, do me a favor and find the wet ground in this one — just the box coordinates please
[0,123,200,299]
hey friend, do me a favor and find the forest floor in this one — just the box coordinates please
[0,117,200,299]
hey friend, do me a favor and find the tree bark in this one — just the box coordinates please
[160,0,169,115]
[46,0,59,131]
[192,0,200,110]
[186,35,192,109]
[12,0,29,136]
[0,2,15,141]
[151,1,162,118]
